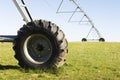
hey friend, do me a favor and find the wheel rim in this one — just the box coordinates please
[23,34,53,64]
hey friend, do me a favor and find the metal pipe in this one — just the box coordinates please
[12,0,29,23]
[86,27,102,38]
[93,27,102,38]
[70,0,95,26]
[86,27,93,38]
[21,0,33,22]
[0,35,16,42]
[56,0,64,13]
[68,7,78,22]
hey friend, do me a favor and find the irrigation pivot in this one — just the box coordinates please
[57,0,105,42]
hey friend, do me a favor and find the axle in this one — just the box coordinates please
[0,35,16,42]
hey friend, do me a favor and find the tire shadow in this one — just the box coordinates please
[0,65,20,70]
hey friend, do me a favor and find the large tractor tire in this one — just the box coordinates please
[99,38,105,42]
[13,20,68,69]
[82,38,87,42]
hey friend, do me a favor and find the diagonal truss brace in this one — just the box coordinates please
[86,26,102,38]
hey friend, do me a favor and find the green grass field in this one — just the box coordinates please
[0,42,120,80]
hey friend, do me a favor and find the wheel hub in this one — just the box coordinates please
[23,34,53,64]
[36,44,44,52]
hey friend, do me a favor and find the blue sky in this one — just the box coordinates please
[0,0,120,42]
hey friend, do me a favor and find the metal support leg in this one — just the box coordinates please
[12,0,33,23]
[21,0,33,22]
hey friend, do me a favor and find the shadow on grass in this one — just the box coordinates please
[21,66,65,76]
[22,63,70,75]
[0,65,20,70]
[0,64,64,75]
[0,63,70,75]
